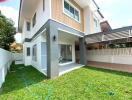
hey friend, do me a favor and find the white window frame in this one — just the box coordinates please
[93,16,99,27]
[62,0,81,23]
[94,17,98,27]
[93,15,100,33]
[32,44,37,61]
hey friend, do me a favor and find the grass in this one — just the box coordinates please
[0,64,132,100]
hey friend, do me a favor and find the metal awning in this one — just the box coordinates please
[85,26,132,44]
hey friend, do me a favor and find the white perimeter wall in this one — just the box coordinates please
[87,48,132,65]
[0,48,13,88]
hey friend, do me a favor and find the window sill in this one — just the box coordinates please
[63,12,81,23]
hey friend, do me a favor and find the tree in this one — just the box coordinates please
[0,12,15,51]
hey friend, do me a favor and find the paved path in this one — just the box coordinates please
[88,61,132,73]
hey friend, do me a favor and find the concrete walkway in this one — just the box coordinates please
[59,63,84,76]
[88,61,132,73]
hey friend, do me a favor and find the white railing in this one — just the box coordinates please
[87,48,132,65]
[0,48,13,88]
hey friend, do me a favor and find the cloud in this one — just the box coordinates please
[95,0,124,29]
[0,6,18,27]
[102,12,122,29]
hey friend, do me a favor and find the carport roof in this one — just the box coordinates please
[85,26,132,44]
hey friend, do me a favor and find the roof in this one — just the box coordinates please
[100,21,112,32]
[92,0,104,18]
[18,0,22,32]
[85,25,132,44]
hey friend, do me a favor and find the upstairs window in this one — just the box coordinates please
[94,18,99,33]
[64,0,80,22]
[32,13,36,27]
[94,18,98,27]
[26,22,30,31]
[74,10,79,21]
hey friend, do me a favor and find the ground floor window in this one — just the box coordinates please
[32,44,37,61]
[27,47,30,56]
[59,44,72,63]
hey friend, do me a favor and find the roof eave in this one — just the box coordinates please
[18,0,22,32]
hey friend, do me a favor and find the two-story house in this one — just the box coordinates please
[18,0,104,78]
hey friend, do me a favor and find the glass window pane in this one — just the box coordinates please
[32,13,36,27]
[70,6,74,17]
[64,0,80,22]
[66,45,72,61]
[60,45,72,63]
[32,45,37,61]
[64,1,70,15]
[27,47,30,56]
[26,22,30,31]
[64,1,69,10]
[74,10,79,21]
[94,18,98,27]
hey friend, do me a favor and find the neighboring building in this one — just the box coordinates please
[10,42,23,53]
[100,21,112,32]
[18,0,103,78]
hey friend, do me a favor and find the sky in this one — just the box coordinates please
[0,0,21,43]
[95,0,132,29]
[0,0,132,42]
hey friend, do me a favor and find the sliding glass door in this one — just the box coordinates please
[59,44,72,64]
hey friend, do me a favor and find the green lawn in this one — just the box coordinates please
[0,64,132,100]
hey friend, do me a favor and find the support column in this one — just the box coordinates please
[79,37,87,65]
[46,21,59,79]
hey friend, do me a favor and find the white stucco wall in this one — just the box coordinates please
[23,31,47,75]
[84,6,91,35]
[87,48,132,65]
[22,0,51,40]
[0,48,13,88]
[84,6,101,35]
[30,0,51,38]
[23,30,77,75]
[31,36,42,72]
[21,0,102,39]
[23,43,32,66]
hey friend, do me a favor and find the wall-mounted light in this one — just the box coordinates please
[53,35,56,42]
